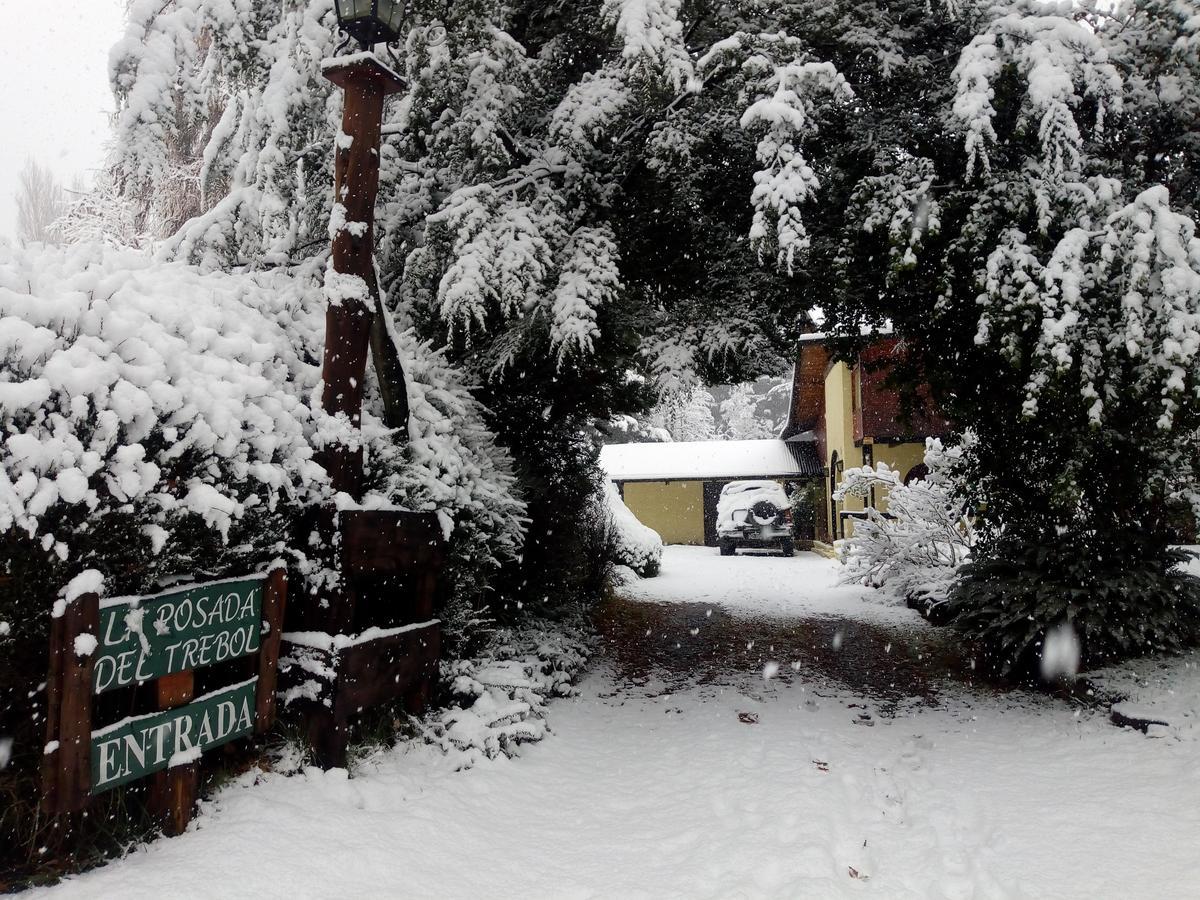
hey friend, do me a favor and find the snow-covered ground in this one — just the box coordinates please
[35,548,1200,899]
[622,544,923,627]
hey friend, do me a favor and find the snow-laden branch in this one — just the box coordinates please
[601,0,696,90]
[976,185,1200,429]
[951,3,1122,187]
[550,226,622,367]
[740,61,853,275]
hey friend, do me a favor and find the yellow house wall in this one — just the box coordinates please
[871,442,928,512]
[824,362,864,537]
[821,359,937,539]
[621,480,706,545]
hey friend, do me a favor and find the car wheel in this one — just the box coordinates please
[719,539,736,556]
[779,540,795,558]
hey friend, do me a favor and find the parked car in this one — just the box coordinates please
[715,480,794,557]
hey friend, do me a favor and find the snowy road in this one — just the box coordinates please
[37,548,1200,899]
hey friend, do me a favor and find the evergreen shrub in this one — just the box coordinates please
[948,540,1200,676]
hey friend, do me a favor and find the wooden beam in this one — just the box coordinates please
[255,567,288,733]
[149,670,197,836]
[333,623,440,721]
[41,592,98,815]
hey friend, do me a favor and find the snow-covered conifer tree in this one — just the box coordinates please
[719,384,776,440]
[649,386,719,442]
[934,1,1200,670]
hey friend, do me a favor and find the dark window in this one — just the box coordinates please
[829,451,841,540]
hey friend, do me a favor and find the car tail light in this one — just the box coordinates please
[783,508,793,524]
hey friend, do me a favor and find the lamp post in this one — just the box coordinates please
[319,3,408,500]
[299,0,424,772]
[333,0,408,49]
[292,4,448,773]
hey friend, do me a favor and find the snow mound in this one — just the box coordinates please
[60,570,104,604]
[1090,649,1200,743]
[72,633,99,657]
[603,481,662,577]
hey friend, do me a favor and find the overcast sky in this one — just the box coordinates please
[0,1,127,240]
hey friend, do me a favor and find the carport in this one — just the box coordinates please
[599,438,823,546]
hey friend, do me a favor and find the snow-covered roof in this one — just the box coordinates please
[797,321,895,344]
[600,439,821,482]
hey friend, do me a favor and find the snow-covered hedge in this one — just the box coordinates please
[603,480,662,577]
[0,242,525,635]
[0,243,327,556]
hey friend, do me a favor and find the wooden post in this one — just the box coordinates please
[413,568,438,621]
[306,707,349,771]
[320,55,406,501]
[41,593,99,815]
[255,567,288,733]
[302,56,406,769]
[403,625,441,717]
[149,670,196,836]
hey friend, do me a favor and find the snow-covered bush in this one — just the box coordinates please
[834,438,974,605]
[603,481,662,578]
[1,242,530,871]
[0,244,325,595]
[420,620,591,767]
[949,542,1200,677]
[0,242,525,641]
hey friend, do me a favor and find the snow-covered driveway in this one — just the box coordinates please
[37,548,1200,899]
[621,545,923,626]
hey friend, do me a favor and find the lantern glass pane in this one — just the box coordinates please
[355,0,375,18]
[379,0,405,30]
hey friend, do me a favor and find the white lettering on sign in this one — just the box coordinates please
[92,680,257,791]
[93,575,266,694]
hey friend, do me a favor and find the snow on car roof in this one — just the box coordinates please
[600,439,820,481]
[721,480,786,494]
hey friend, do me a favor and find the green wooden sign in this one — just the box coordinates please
[93,574,266,694]
[90,677,258,793]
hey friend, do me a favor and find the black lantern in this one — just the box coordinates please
[334,0,407,48]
